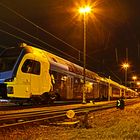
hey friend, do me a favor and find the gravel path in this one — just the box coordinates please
[0,102,140,140]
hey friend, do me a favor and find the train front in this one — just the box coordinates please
[0,46,24,100]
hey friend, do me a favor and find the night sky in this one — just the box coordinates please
[0,0,140,84]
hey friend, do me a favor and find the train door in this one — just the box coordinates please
[15,54,34,98]
[99,82,108,100]
[41,62,52,94]
[32,60,51,95]
[93,82,99,99]
[50,70,68,100]
[30,59,41,95]
[66,76,73,99]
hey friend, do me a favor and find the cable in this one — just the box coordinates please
[0,19,82,63]
[0,19,100,65]
[0,28,81,63]
[0,2,80,53]
[0,19,65,54]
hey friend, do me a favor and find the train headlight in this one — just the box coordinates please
[7,86,14,94]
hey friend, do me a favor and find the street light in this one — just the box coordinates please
[132,76,137,89]
[79,6,92,104]
[122,63,129,86]
[132,76,137,81]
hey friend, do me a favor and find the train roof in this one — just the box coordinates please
[23,44,99,80]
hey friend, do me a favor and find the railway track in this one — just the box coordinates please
[0,98,140,129]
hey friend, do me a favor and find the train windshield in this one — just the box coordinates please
[0,47,23,72]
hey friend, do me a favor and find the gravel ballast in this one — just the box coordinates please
[0,102,140,140]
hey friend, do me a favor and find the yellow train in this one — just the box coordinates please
[0,43,137,104]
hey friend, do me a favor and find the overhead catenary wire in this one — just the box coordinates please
[0,2,80,53]
[0,28,80,63]
[0,19,84,65]
[0,19,72,56]
[0,28,42,49]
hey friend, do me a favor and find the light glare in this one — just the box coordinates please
[79,6,91,14]
[122,63,129,69]
[132,76,137,81]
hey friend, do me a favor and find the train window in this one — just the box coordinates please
[32,61,40,75]
[22,59,33,73]
[21,59,40,75]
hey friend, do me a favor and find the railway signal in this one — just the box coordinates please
[116,98,125,109]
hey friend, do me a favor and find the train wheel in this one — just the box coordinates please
[41,92,54,105]
[54,92,61,101]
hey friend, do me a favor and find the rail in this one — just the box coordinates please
[0,98,139,128]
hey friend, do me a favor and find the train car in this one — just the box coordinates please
[0,43,137,104]
[96,76,137,100]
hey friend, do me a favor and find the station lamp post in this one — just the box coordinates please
[122,63,129,86]
[78,6,92,104]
